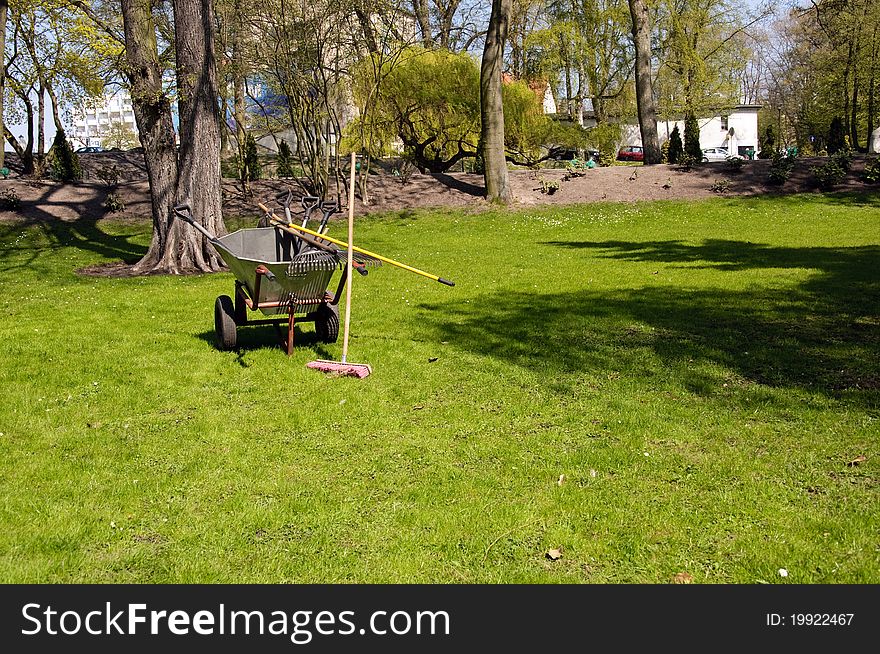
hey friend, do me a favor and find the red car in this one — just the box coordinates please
[617,145,644,162]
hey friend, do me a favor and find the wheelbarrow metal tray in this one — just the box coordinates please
[213,227,338,316]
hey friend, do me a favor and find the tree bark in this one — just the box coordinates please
[481,0,512,203]
[0,0,7,171]
[412,0,432,47]
[172,0,225,272]
[628,0,661,164]
[121,0,180,275]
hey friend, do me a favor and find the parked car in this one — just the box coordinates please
[75,146,107,153]
[617,145,644,162]
[701,147,743,162]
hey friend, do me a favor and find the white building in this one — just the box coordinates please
[72,89,138,148]
[621,105,762,157]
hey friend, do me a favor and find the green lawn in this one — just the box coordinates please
[0,193,877,583]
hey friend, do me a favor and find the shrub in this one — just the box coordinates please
[710,178,731,193]
[767,151,795,185]
[725,157,745,172]
[0,188,21,211]
[758,125,775,159]
[667,125,683,164]
[676,153,698,171]
[276,140,295,178]
[862,157,880,183]
[104,192,125,213]
[239,133,261,182]
[96,165,120,188]
[827,117,846,154]
[660,139,670,164]
[540,179,560,194]
[48,129,82,182]
[684,112,701,160]
[811,159,846,190]
[830,149,852,172]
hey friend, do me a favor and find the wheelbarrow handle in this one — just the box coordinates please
[173,203,219,242]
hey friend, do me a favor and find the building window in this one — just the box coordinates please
[720,115,729,130]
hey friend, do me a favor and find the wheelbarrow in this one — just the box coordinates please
[173,203,380,354]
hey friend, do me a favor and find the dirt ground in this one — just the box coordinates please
[1,151,877,225]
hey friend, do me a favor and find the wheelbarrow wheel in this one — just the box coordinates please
[315,302,340,343]
[214,295,238,350]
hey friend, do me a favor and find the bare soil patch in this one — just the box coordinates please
[2,152,877,228]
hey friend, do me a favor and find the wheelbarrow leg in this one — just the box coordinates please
[286,306,295,356]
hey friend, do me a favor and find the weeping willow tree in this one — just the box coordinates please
[344,46,587,173]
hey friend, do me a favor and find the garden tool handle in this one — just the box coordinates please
[173,202,218,242]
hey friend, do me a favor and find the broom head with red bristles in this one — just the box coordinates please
[306,359,372,378]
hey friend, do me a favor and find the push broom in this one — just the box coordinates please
[306,152,372,379]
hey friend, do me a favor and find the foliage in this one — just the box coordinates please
[830,149,852,173]
[667,125,683,164]
[710,178,731,193]
[347,47,585,173]
[276,140,295,178]
[862,157,880,183]
[346,48,481,172]
[503,81,589,167]
[827,117,846,154]
[239,133,261,183]
[103,192,125,212]
[95,165,120,188]
[101,121,139,150]
[758,124,775,159]
[676,153,698,171]
[654,0,751,120]
[538,177,560,194]
[47,130,82,182]
[811,159,846,190]
[767,151,795,185]
[724,156,745,172]
[523,0,633,123]
[587,122,622,167]
[683,112,701,160]
[660,139,670,164]
[0,188,21,211]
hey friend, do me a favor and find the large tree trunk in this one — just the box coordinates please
[7,86,35,175]
[481,0,512,204]
[37,81,45,157]
[121,0,180,275]
[46,81,65,133]
[172,0,225,271]
[412,0,432,47]
[0,0,7,171]
[628,0,661,164]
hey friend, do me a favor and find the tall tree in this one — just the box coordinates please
[481,0,512,202]
[119,0,181,274]
[628,0,660,164]
[171,0,224,271]
[0,0,7,171]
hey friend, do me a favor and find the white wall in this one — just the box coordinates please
[622,106,761,157]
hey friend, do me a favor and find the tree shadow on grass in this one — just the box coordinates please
[420,239,879,406]
[0,183,148,274]
[195,325,332,363]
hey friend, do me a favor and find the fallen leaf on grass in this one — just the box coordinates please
[412,405,424,411]
[557,474,565,486]
[428,357,439,363]
[671,572,693,584]
[848,455,867,467]
[546,548,563,561]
